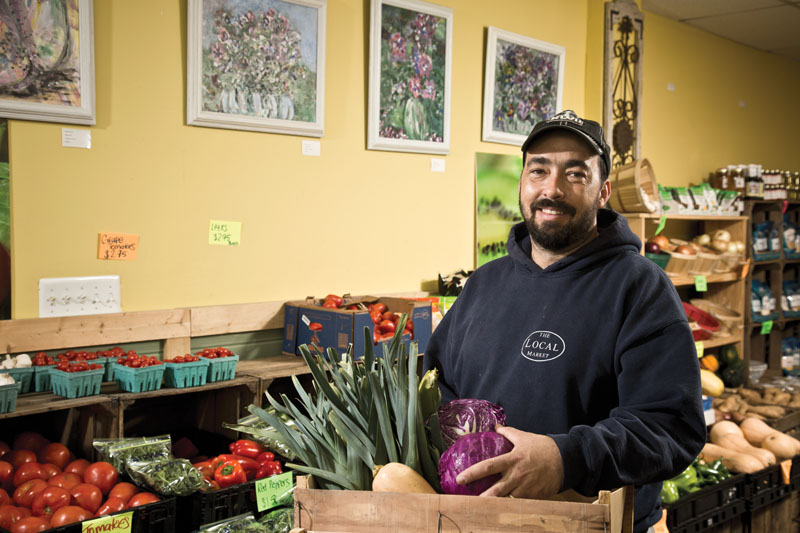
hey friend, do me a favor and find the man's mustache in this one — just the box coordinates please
[530,199,576,217]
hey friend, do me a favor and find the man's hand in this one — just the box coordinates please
[455,425,563,499]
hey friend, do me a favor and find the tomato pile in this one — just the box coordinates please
[115,352,162,368]
[191,439,283,490]
[367,302,414,344]
[30,353,54,367]
[53,361,103,373]
[195,347,234,359]
[164,353,202,364]
[0,432,160,532]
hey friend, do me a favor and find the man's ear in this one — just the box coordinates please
[598,179,611,208]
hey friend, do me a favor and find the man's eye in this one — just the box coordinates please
[567,171,587,180]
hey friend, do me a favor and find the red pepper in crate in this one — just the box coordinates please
[192,460,215,479]
[256,460,283,479]
[228,439,267,459]
[255,452,275,464]
[213,460,247,488]
[212,454,260,480]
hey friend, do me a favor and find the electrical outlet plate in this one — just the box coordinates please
[39,275,121,318]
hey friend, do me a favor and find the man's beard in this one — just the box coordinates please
[520,197,598,251]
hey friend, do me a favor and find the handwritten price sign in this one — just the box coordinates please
[255,472,293,512]
[82,511,133,533]
[98,233,138,261]
[209,220,241,246]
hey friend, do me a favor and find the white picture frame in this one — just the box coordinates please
[0,0,95,126]
[482,27,565,146]
[367,0,452,154]
[187,0,326,137]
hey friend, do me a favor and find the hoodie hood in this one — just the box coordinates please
[507,208,642,275]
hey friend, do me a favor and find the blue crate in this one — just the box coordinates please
[0,382,21,413]
[200,354,239,383]
[33,364,56,392]
[114,363,165,393]
[164,359,210,388]
[3,366,33,394]
[50,368,104,399]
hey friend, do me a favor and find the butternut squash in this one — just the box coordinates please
[700,443,764,474]
[762,432,798,461]
[709,420,744,442]
[740,417,775,446]
[713,432,775,466]
[700,369,725,397]
[372,463,437,494]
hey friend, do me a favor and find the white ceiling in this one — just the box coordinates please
[642,0,800,62]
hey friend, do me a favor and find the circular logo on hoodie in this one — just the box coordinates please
[521,331,565,362]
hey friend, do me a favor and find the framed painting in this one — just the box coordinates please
[187,0,326,137]
[367,0,452,154]
[0,0,95,125]
[482,27,564,146]
[475,152,522,267]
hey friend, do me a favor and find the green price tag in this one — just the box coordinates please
[694,275,707,292]
[82,511,133,533]
[695,341,704,359]
[255,472,293,512]
[761,320,773,335]
[654,215,667,235]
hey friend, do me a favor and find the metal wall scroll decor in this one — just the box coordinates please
[603,0,643,168]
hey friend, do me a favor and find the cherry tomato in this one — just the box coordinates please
[12,480,47,508]
[0,488,9,506]
[0,505,31,529]
[36,444,70,471]
[47,473,82,491]
[95,496,126,517]
[13,463,44,488]
[5,451,36,470]
[9,515,50,533]
[31,486,70,517]
[63,459,89,477]
[126,492,159,508]
[49,505,91,526]
[0,461,13,492]
[82,462,118,495]
[69,483,102,513]
[12,434,49,454]
[107,482,138,505]
[39,464,61,480]
[0,441,9,458]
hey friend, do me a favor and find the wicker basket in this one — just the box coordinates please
[689,252,720,275]
[689,299,743,329]
[608,158,659,213]
[664,251,696,276]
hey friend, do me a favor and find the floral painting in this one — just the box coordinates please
[368,0,452,154]
[0,0,95,125]
[187,0,326,136]
[482,27,564,146]
[476,152,522,267]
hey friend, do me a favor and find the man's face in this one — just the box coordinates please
[518,130,610,252]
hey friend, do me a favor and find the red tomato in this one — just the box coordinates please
[5,451,36,470]
[49,505,91,526]
[0,461,13,491]
[382,311,396,322]
[69,483,102,513]
[373,303,387,314]
[39,464,61,480]
[405,320,414,332]
[0,505,31,529]
[63,459,89,477]
[0,441,9,458]
[325,294,343,306]
[378,320,396,334]
[322,300,338,309]
[36,444,71,470]
[9,516,50,533]
[13,463,44,488]
[82,462,118,495]
[370,310,383,324]
[12,434,49,455]
[31,486,70,517]
[0,488,9,506]
[12,480,48,508]
[47,473,82,491]
[95,496,126,517]
[126,492,159,508]
[107,482,138,505]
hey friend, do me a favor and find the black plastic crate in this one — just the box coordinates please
[746,483,791,512]
[665,474,747,529]
[745,464,784,499]
[0,497,176,533]
[667,500,746,533]
[175,481,258,533]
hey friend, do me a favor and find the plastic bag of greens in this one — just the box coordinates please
[222,413,298,461]
[93,435,172,472]
[195,513,264,532]
[257,506,293,532]
[126,456,205,496]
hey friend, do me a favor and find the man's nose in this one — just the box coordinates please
[539,172,564,198]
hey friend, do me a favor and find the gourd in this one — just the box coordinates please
[372,463,437,494]
[712,432,775,466]
[700,443,764,474]
[700,369,725,397]
[709,420,743,442]
[740,417,776,446]
[761,432,799,461]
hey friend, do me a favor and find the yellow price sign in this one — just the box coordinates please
[695,341,704,359]
[82,511,133,533]
[255,472,293,512]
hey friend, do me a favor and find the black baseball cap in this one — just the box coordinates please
[521,110,611,171]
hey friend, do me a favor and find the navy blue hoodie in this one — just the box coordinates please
[423,209,706,532]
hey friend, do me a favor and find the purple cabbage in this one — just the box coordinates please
[436,399,506,449]
[438,431,514,495]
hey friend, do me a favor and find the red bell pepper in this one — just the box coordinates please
[255,460,283,480]
[228,440,267,459]
[256,452,275,464]
[213,460,246,488]
[192,461,215,479]
[212,454,260,480]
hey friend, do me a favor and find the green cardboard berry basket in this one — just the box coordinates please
[164,359,210,388]
[0,382,21,413]
[200,354,239,383]
[33,364,56,392]
[50,368,104,399]
[3,366,34,393]
[113,364,165,393]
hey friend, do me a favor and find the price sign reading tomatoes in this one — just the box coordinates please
[97,232,138,261]
[255,472,293,512]
[81,511,133,533]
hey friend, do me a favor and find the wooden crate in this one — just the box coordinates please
[293,476,634,533]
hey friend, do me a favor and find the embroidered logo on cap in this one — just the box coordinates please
[547,110,583,126]
[520,330,565,362]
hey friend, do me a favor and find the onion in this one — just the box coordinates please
[694,234,711,246]
[644,242,661,254]
[711,239,729,253]
[713,230,731,243]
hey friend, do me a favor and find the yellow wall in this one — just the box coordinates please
[9,0,589,318]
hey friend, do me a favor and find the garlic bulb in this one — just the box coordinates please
[0,355,14,369]
[15,354,32,368]
[0,373,15,385]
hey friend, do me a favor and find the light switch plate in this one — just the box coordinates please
[39,275,121,317]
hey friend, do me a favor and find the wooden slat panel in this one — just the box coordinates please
[191,301,286,336]
[0,308,190,353]
[0,390,113,420]
[237,358,309,380]
[163,336,191,358]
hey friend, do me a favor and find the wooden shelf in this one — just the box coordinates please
[0,390,113,420]
[623,213,747,222]
[668,272,741,286]
[701,333,742,349]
